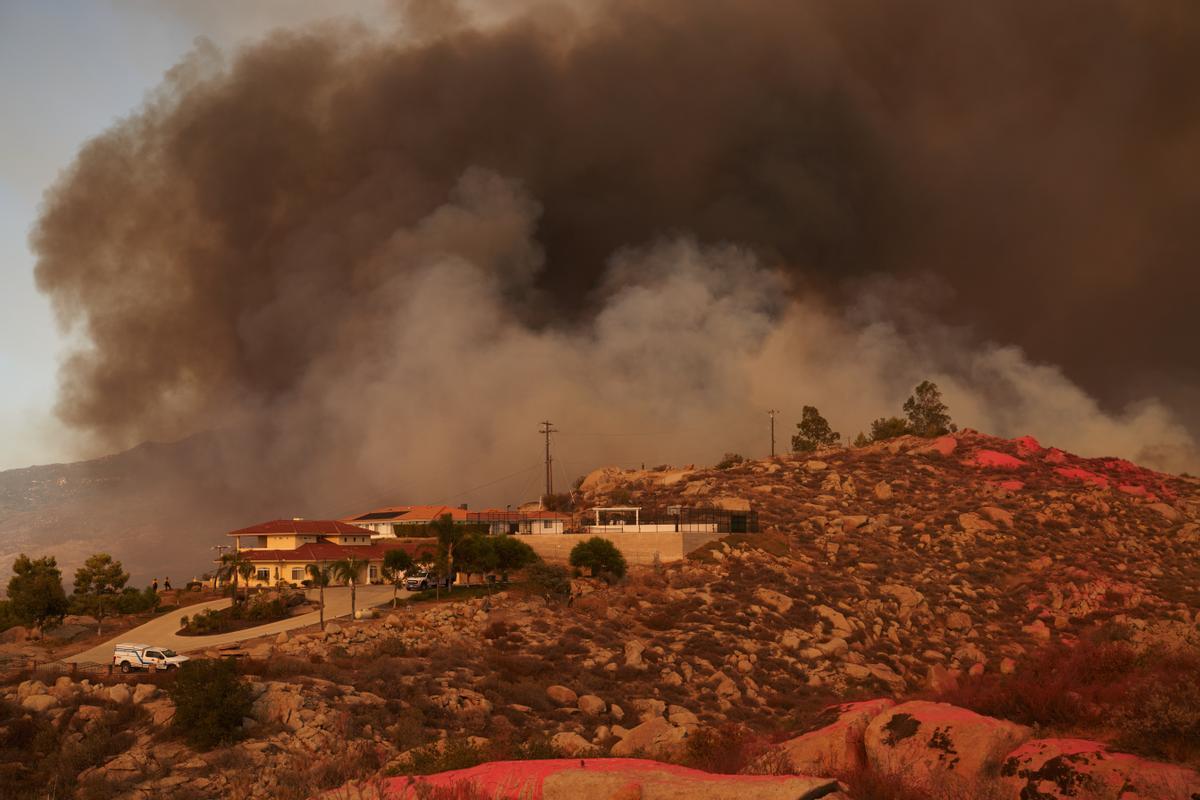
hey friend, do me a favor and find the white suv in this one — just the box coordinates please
[113,643,190,672]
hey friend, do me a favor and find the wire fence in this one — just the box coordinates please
[465,506,759,535]
[583,506,759,534]
[0,655,184,683]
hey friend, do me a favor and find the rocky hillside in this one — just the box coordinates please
[2,429,1198,799]
[574,428,1200,696]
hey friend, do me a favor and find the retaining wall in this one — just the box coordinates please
[520,531,722,565]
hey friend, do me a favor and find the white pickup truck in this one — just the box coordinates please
[113,643,190,672]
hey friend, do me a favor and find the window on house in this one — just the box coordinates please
[291,568,304,581]
[256,569,269,582]
[543,520,553,528]
[369,565,379,580]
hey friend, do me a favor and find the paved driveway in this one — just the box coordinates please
[65,585,403,665]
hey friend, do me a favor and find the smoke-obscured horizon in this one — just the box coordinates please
[31,0,1200,510]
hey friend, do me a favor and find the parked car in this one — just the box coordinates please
[113,643,190,672]
[405,572,450,591]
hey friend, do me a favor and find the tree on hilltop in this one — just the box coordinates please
[72,553,129,635]
[870,416,911,442]
[7,554,69,630]
[792,406,840,452]
[903,380,955,438]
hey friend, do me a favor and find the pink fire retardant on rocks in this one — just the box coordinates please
[971,450,1026,469]
[1013,435,1043,456]
[1000,738,1200,800]
[381,758,842,800]
[1054,466,1110,488]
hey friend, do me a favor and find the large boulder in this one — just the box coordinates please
[431,687,493,717]
[864,701,1031,789]
[550,732,594,757]
[16,679,47,700]
[610,717,688,759]
[21,693,59,712]
[578,467,626,495]
[999,738,1200,800]
[624,640,646,669]
[546,686,578,707]
[776,698,895,774]
[106,684,132,704]
[753,588,793,615]
[251,684,305,730]
[132,684,159,704]
[381,758,841,800]
[578,695,606,716]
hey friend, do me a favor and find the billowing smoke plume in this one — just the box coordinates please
[32,0,1200,512]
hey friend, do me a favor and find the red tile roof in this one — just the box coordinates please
[240,540,434,563]
[227,519,376,537]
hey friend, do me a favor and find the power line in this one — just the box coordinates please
[449,462,542,502]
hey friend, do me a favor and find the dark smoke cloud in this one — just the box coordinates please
[32,0,1200,494]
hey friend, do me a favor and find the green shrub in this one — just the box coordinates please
[869,416,910,442]
[716,452,746,469]
[168,659,253,749]
[111,587,160,614]
[569,537,627,580]
[527,563,571,601]
[1115,673,1200,760]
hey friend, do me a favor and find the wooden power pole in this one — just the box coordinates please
[768,409,780,458]
[539,420,558,496]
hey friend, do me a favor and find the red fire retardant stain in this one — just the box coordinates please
[384,759,816,799]
[927,435,958,456]
[996,479,1025,491]
[972,450,1025,469]
[1013,435,1043,456]
[1055,467,1110,488]
[1043,449,1068,464]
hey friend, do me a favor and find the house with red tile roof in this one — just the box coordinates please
[226,519,435,588]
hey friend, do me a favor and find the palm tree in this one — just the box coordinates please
[382,549,414,608]
[330,555,369,620]
[306,561,332,630]
[218,550,254,604]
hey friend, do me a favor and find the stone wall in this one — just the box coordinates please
[519,531,722,565]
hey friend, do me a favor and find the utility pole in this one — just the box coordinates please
[768,409,780,458]
[539,420,558,497]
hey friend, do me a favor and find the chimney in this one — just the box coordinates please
[458,503,468,511]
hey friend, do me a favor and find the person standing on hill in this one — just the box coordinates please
[164,576,172,592]
[151,577,159,593]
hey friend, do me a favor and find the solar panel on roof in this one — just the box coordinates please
[356,512,402,520]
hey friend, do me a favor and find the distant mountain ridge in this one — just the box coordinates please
[0,433,291,586]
